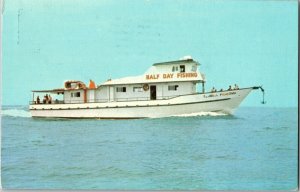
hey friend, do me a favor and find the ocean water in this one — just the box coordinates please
[1,106,298,190]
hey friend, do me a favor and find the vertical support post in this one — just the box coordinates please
[110,86,114,102]
[202,82,205,93]
[32,92,35,104]
[84,89,87,103]
[161,84,164,99]
[108,86,110,102]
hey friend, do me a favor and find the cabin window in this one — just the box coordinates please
[65,82,71,88]
[71,92,81,97]
[66,82,77,89]
[116,87,126,92]
[133,87,143,92]
[172,66,179,72]
[168,85,179,91]
[191,65,197,72]
[180,65,185,72]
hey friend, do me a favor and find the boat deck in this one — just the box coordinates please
[29,88,249,105]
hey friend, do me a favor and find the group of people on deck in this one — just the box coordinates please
[36,94,52,104]
[211,84,239,93]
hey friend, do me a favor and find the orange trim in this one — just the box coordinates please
[89,80,96,89]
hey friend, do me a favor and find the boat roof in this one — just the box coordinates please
[32,88,65,93]
[32,56,204,90]
[101,75,203,86]
[101,76,144,86]
[153,59,200,66]
[102,57,203,86]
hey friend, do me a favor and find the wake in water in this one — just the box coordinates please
[171,111,228,117]
[149,111,229,119]
[1,107,227,119]
[1,109,31,118]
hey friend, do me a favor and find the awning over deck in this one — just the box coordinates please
[31,88,65,94]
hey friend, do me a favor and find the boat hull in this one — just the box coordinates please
[29,88,253,119]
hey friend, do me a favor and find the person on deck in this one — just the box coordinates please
[36,96,40,104]
[234,84,239,90]
[49,95,52,104]
[43,95,46,104]
[45,94,49,104]
[211,87,217,92]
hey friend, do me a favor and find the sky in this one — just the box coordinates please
[1,0,298,107]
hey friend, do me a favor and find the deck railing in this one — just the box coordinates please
[29,96,177,105]
[29,88,245,105]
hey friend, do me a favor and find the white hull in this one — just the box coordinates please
[30,88,253,119]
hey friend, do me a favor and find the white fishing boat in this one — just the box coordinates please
[29,56,265,119]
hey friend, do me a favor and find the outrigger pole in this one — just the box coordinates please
[253,86,266,104]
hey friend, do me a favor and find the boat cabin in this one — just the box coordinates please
[30,57,206,104]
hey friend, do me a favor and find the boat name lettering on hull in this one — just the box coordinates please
[220,92,236,96]
[203,92,237,98]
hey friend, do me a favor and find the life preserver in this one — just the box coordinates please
[143,84,149,91]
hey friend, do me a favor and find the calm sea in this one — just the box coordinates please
[1,106,298,190]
